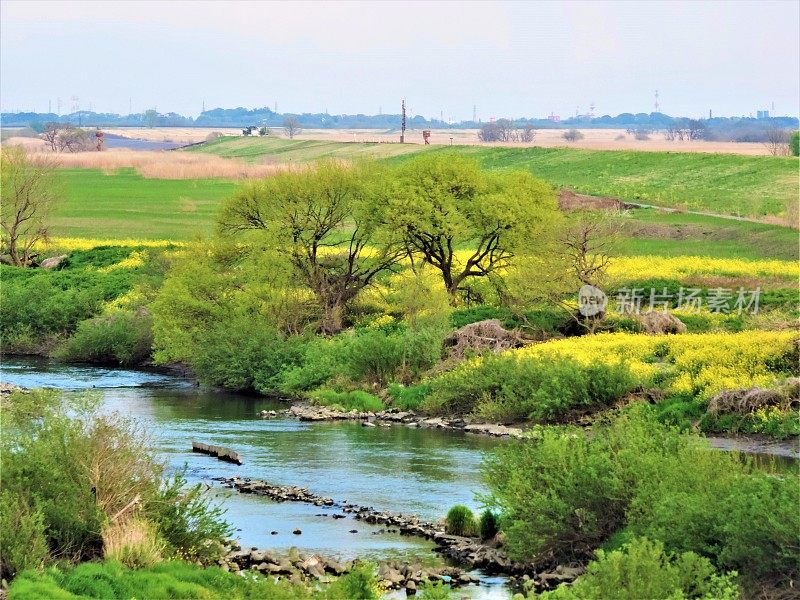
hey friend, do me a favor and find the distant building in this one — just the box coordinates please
[548,112,561,122]
[756,110,770,119]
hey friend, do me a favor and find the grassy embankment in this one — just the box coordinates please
[193,136,799,218]
[46,137,799,252]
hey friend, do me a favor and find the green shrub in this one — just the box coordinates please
[424,354,636,421]
[2,391,107,562]
[0,490,49,579]
[479,509,499,540]
[483,421,625,562]
[653,394,705,430]
[627,453,799,586]
[346,326,444,386]
[345,328,405,385]
[146,471,231,564]
[280,336,349,394]
[1,390,231,571]
[533,537,739,600]
[790,130,799,156]
[0,247,153,351]
[483,407,799,592]
[445,505,477,537]
[323,561,381,600]
[387,383,431,410]
[56,309,153,366]
[419,580,452,600]
[311,389,385,413]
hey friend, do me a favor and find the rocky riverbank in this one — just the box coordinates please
[218,476,525,575]
[271,405,527,438]
[220,543,482,593]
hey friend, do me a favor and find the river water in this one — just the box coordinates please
[1,357,511,597]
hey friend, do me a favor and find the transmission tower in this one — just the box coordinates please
[654,90,660,112]
[473,104,477,122]
[400,99,406,143]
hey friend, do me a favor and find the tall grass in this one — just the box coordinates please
[102,518,165,568]
[22,147,288,179]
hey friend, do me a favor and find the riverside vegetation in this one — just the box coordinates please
[1,145,798,598]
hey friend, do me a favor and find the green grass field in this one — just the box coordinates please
[193,137,799,218]
[47,159,798,262]
[51,168,236,240]
[614,209,799,261]
[443,146,798,218]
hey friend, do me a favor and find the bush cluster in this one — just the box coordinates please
[0,246,163,359]
[531,537,739,600]
[310,389,384,413]
[483,408,798,592]
[0,390,231,579]
[423,354,636,421]
[55,308,154,366]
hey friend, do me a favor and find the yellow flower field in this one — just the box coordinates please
[39,238,183,252]
[608,255,798,281]
[515,331,798,399]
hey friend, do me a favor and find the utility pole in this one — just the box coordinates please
[400,99,406,143]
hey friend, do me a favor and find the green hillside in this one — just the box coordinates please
[193,137,798,218]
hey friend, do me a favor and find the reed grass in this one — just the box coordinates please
[20,146,286,179]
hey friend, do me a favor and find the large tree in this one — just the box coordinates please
[388,155,558,300]
[218,160,404,333]
[282,117,301,139]
[1,147,60,267]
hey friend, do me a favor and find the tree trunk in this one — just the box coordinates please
[320,302,344,335]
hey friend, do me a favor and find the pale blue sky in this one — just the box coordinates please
[1,0,798,120]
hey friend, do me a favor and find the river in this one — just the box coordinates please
[1,357,511,598]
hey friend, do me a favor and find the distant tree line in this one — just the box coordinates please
[3,108,797,142]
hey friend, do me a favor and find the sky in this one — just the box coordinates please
[1,0,798,121]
